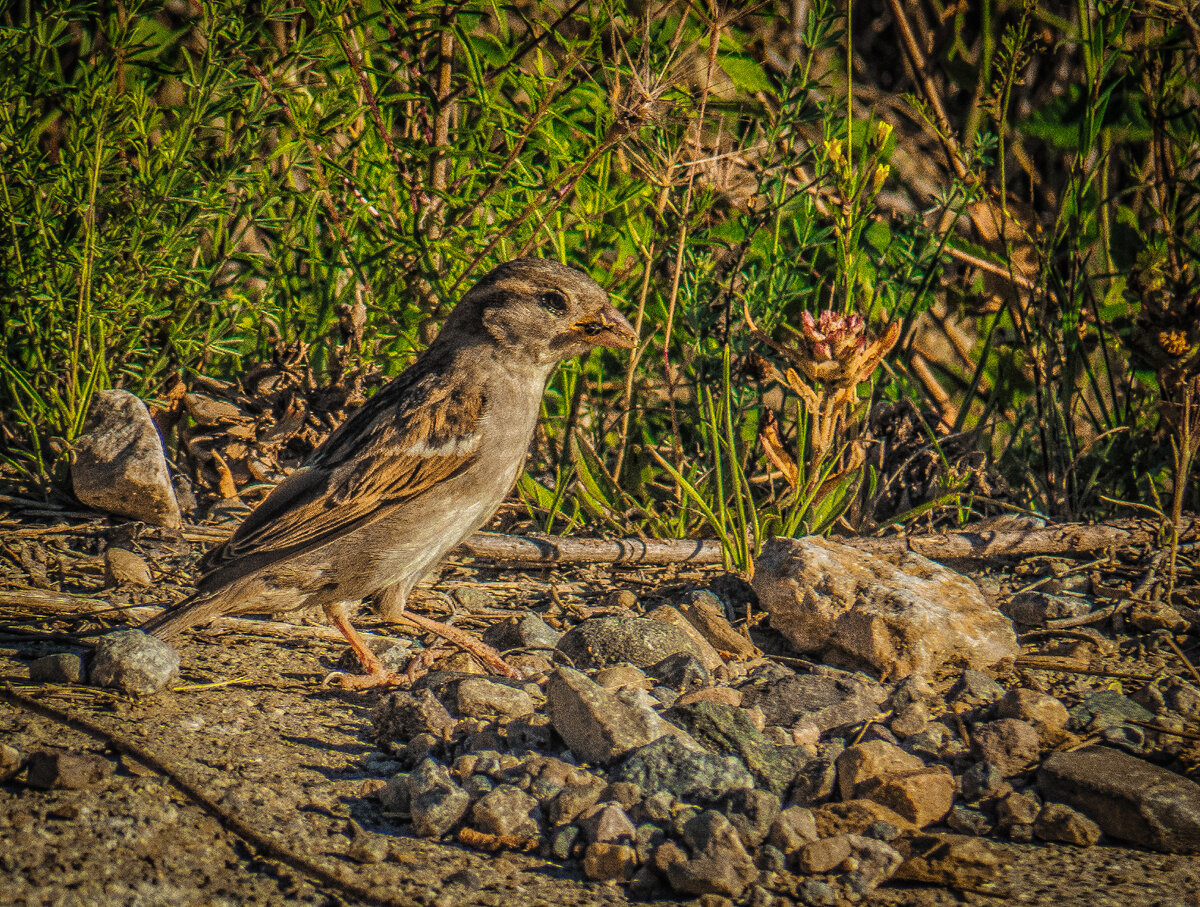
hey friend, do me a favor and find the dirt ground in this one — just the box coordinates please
[3,517,1200,907]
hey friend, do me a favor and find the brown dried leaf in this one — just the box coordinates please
[759,410,799,489]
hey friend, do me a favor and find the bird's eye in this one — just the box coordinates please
[537,291,568,316]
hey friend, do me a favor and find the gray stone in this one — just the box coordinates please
[89,630,179,695]
[946,805,993,836]
[767,805,819,851]
[599,781,643,811]
[666,811,757,898]
[610,736,753,806]
[649,653,710,692]
[547,824,581,861]
[1039,747,1200,852]
[71,389,182,527]
[482,613,561,652]
[753,537,1017,678]
[736,671,884,734]
[408,759,469,837]
[960,762,1005,802]
[29,652,85,684]
[455,676,537,720]
[577,802,636,844]
[788,740,843,805]
[556,616,708,670]
[970,719,1041,776]
[379,773,410,814]
[545,666,688,764]
[797,879,838,906]
[948,669,1006,707]
[0,743,21,782]
[470,784,542,839]
[372,689,456,745]
[997,689,1069,741]
[1005,591,1092,626]
[996,790,1040,827]
[548,779,606,825]
[796,834,852,873]
[104,547,152,586]
[25,749,113,790]
[842,834,903,892]
[1034,802,1101,846]
[1069,690,1155,733]
[715,787,781,847]
[666,700,809,796]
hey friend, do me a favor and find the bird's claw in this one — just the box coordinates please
[321,669,408,690]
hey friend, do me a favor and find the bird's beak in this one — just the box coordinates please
[575,303,637,350]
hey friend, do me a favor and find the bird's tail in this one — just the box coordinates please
[140,589,232,640]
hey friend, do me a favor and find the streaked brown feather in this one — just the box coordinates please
[196,360,484,590]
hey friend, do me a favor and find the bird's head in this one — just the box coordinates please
[440,259,637,369]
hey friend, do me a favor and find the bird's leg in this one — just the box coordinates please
[377,584,519,680]
[322,601,406,690]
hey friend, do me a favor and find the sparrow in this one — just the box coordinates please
[142,259,637,687]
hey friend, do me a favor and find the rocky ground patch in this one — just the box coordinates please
[2,508,1200,906]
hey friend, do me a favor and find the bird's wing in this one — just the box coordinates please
[198,366,485,586]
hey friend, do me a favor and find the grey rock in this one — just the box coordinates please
[948,669,1006,707]
[797,879,839,906]
[634,822,665,862]
[71,389,182,527]
[666,811,757,898]
[470,784,542,839]
[455,676,537,720]
[335,638,411,675]
[1039,746,1200,853]
[797,833,853,873]
[737,671,884,733]
[1068,690,1155,733]
[577,802,636,843]
[599,781,643,811]
[482,613,561,652]
[89,630,179,695]
[889,702,930,738]
[25,749,114,790]
[547,824,581,861]
[464,774,494,801]
[767,805,819,851]
[372,689,456,745]
[842,834,903,893]
[104,547,152,586]
[960,762,1005,802]
[753,537,1017,678]
[505,715,554,752]
[1034,802,1101,846]
[970,719,1041,776]
[0,743,21,782]
[610,736,753,806]
[666,700,809,796]
[946,805,993,836]
[1005,591,1092,626]
[632,790,677,826]
[996,789,1040,827]
[649,653,710,692]
[788,740,843,805]
[545,666,688,764]
[716,787,781,847]
[408,759,470,837]
[29,652,85,684]
[451,587,499,612]
[556,616,707,670]
[379,774,411,814]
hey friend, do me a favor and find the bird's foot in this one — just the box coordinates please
[322,668,408,691]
